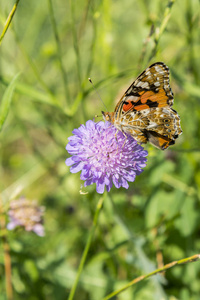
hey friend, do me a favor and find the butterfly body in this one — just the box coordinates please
[102,62,182,150]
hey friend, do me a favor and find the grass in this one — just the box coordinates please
[0,0,200,299]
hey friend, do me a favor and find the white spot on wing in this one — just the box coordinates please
[154,81,160,87]
[141,81,149,88]
[155,66,165,74]
[127,95,139,102]
[147,122,158,129]
[135,81,149,88]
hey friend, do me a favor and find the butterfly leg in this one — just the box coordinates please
[114,130,120,153]
[122,133,128,149]
[114,129,128,152]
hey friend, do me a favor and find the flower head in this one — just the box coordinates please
[7,197,45,236]
[66,120,148,194]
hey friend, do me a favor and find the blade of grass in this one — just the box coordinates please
[185,0,199,83]
[85,3,97,79]
[48,0,71,105]
[107,194,166,298]
[172,68,200,98]
[0,75,60,108]
[148,0,176,62]
[70,0,82,91]
[13,30,61,104]
[0,75,84,116]
[0,197,13,300]
[162,173,198,197]
[102,254,200,300]
[0,73,20,132]
[0,0,21,46]
[68,195,104,300]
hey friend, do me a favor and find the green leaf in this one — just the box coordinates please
[0,73,20,132]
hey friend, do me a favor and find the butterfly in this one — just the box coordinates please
[102,62,182,150]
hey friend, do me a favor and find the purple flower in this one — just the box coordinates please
[7,197,45,237]
[66,120,148,194]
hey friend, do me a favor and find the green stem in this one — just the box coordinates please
[102,254,200,300]
[0,197,13,300]
[70,0,82,91]
[155,0,175,42]
[86,4,97,79]
[0,0,21,46]
[149,0,176,62]
[13,33,59,105]
[68,196,104,300]
[48,0,71,104]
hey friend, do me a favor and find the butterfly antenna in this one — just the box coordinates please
[88,78,108,111]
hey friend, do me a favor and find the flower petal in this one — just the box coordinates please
[80,166,91,180]
[66,120,148,193]
[70,162,85,173]
[65,157,75,166]
[121,177,129,189]
[96,180,105,194]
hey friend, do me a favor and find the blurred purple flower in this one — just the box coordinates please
[66,120,148,194]
[7,197,45,237]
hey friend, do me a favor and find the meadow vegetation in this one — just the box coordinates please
[0,0,200,299]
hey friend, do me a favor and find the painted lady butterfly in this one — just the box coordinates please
[102,62,182,150]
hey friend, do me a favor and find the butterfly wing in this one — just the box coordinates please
[112,62,182,149]
[114,62,173,116]
[146,131,175,150]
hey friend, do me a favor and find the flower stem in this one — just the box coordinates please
[0,197,13,300]
[0,0,21,46]
[68,195,104,300]
[102,254,200,300]
[48,0,71,105]
[69,0,82,92]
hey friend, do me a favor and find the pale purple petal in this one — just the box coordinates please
[7,222,17,230]
[121,177,129,189]
[96,181,105,194]
[65,157,75,166]
[7,198,45,237]
[80,166,91,180]
[70,162,85,173]
[33,224,45,237]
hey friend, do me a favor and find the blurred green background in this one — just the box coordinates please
[0,0,200,299]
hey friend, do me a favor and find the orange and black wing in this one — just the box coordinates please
[114,62,174,115]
